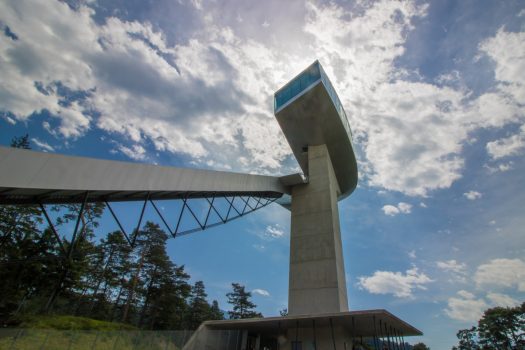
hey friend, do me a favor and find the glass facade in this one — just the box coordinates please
[274,61,352,138]
[274,62,321,111]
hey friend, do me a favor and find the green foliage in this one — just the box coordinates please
[226,283,263,319]
[10,134,31,149]
[412,342,430,350]
[452,302,524,350]
[0,329,187,350]
[1,134,228,331]
[0,213,227,330]
[18,314,136,330]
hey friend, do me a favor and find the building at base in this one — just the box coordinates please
[183,310,421,349]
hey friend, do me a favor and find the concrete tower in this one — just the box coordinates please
[274,60,358,315]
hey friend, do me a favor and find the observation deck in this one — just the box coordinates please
[274,61,358,198]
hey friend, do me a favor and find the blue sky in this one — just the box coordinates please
[1,0,524,348]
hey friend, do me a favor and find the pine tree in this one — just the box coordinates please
[129,222,192,329]
[226,283,262,319]
[185,281,212,329]
[9,134,30,149]
[209,300,224,321]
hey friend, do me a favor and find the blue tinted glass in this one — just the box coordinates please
[274,61,322,111]
[274,61,353,140]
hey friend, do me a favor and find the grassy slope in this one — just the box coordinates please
[17,314,136,330]
[0,315,186,349]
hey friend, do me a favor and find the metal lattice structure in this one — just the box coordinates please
[1,193,279,254]
[0,146,293,252]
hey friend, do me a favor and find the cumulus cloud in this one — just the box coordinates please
[486,125,525,159]
[437,260,467,275]
[445,290,520,322]
[252,288,270,297]
[484,162,513,174]
[486,292,519,308]
[480,29,525,105]
[474,258,525,292]
[382,202,412,216]
[304,2,525,196]
[445,290,488,322]
[382,205,399,216]
[31,137,54,152]
[358,267,433,298]
[463,191,482,200]
[263,224,285,239]
[1,0,524,196]
[117,144,147,161]
[437,260,468,282]
[0,0,296,174]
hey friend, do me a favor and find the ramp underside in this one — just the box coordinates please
[0,147,287,205]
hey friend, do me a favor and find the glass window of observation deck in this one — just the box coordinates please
[274,62,321,111]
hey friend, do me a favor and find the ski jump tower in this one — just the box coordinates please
[0,61,421,349]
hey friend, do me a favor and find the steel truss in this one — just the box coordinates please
[1,192,280,254]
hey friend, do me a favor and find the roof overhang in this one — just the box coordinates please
[204,310,422,337]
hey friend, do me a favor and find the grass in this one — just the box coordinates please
[17,314,137,331]
[0,315,191,349]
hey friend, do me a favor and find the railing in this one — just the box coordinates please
[0,329,193,350]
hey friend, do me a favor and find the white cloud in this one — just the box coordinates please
[480,29,525,105]
[457,290,476,299]
[486,292,519,308]
[420,202,427,208]
[1,0,524,197]
[0,0,297,174]
[358,267,433,298]
[398,202,412,213]
[474,258,525,292]
[31,137,54,152]
[486,125,525,159]
[445,290,520,322]
[445,290,488,322]
[382,202,412,216]
[463,191,482,200]
[261,224,285,239]
[382,205,399,216]
[408,250,417,259]
[480,28,525,161]
[484,162,514,173]
[252,288,270,297]
[437,260,467,275]
[117,144,147,161]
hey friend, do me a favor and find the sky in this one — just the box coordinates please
[0,0,524,348]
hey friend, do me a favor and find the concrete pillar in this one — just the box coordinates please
[288,144,348,315]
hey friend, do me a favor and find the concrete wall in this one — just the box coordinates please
[288,144,349,315]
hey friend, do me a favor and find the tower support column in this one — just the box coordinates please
[289,144,348,315]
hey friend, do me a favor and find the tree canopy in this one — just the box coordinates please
[226,283,263,319]
[1,134,263,330]
[452,302,524,350]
